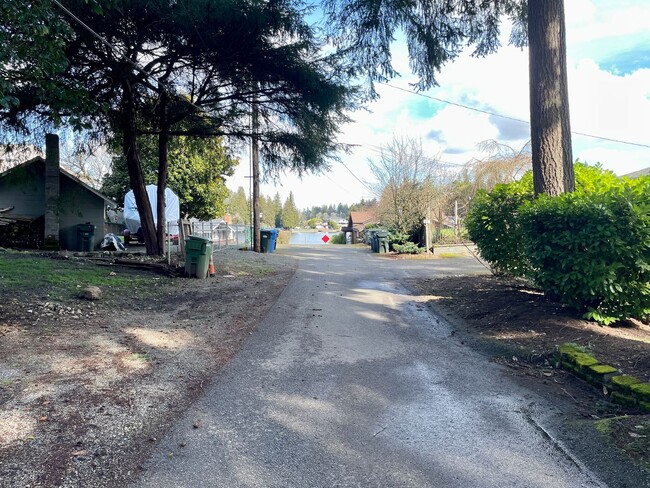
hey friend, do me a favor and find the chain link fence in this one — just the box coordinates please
[189,220,252,251]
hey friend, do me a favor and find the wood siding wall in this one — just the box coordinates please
[58,174,105,250]
[0,161,46,218]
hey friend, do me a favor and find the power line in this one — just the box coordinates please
[342,140,463,168]
[379,82,529,123]
[339,160,374,193]
[322,172,353,194]
[379,82,650,149]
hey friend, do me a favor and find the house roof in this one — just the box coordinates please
[623,167,650,179]
[0,156,117,206]
[349,211,378,226]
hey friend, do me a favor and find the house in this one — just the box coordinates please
[0,136,117,251]
[341,210,379,244]
[623,167,650,179]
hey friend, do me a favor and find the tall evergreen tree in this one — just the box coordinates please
[324,0,573,196]
[527,0,573,195]
[273,193,283,228]
[1,0,358,254]
[281,192,301,229]
[225,187,251,225]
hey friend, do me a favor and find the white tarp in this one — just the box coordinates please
[123,185,180,234]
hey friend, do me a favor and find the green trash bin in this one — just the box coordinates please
[375,230,389,254]
[77,223,96,252]
[260,229,272,253]
[185,236,213,278]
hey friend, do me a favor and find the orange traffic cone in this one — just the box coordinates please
[208,255,216,277]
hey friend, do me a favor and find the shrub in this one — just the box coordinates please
[276,229,291,245]
[465,175,533,275]
[466,162,626,276]
[520,184,650,324]
[393,242,425,254]
[387,228,410,247]
[329,232,346,244]
[574,161,620,193]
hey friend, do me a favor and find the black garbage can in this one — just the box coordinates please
[366,230,378,251]
[375,230,389,253]
[77,223,96,252]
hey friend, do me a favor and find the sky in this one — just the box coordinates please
[226,0,650,211]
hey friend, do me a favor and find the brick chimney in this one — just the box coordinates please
[44,133,60,250]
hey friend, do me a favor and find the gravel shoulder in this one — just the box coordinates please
[0,248,296,488]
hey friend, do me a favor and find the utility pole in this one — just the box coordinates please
[424,205,431,253]
[252,92,261,253]
[454,200,458,238]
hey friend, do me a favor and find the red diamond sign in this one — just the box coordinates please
[321,234,330,243]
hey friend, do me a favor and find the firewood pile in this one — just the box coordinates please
[0,213,44,249]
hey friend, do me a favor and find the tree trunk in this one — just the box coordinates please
[156,89,169,256]
[527,0,574,196]
[122,80,158,255]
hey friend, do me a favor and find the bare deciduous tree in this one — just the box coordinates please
[60,139,112,189]
[0,144,43,173]
[369,137,450,236]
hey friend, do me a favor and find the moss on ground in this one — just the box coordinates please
[595,416,650,469]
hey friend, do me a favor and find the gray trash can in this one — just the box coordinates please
[77,223,96,252]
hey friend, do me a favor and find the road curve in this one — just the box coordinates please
[133,245,604,488]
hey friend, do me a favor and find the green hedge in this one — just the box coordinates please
[466,162,650,324]
[520,187,650,324]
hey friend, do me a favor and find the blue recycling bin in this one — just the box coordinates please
[260,228,278,253]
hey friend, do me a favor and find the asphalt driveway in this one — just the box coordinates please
[132,246,604,488]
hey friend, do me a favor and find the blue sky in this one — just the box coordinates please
[227,0,650,210]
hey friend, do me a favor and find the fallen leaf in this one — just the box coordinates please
[543,372,553,377]
[602,385,609,395]
[38,416,48,422]
[71,450,87,457]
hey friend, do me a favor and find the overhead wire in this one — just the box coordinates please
[339,160,374,193]
[379,82,650,149]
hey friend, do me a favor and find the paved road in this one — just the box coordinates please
[133,246,604,488]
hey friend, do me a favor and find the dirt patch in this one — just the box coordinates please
[406,274,650,471]
[0,248,296,488]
